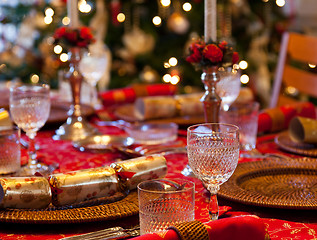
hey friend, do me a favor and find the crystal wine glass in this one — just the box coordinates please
[9,84,51,176]
[79,49,108,109]
[187,123,240,220]
[216,67,241,111]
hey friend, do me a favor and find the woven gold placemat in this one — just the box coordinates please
[219,158,317,209]
[0,191,139,224]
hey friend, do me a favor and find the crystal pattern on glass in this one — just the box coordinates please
[9,84,50,176]
[138,179,195,235]
[216,68,241,111]
[139,198,194,235]
[187,123,239,220]
[0,127,20,174]
[10,97,50,134]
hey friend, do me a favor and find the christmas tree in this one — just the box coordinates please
[0,0,289,105]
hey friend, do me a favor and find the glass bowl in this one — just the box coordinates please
[125,122,178,145]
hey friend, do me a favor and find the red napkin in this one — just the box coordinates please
[258,102,316,133]
[99,83,177,106]
[133,215,268,240]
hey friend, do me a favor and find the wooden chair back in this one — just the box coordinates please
[270,32,317,108]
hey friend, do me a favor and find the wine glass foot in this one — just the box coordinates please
[53,116,99,141]
[16,162,47,177]
[16,162,59,177]
[209,212,219,221]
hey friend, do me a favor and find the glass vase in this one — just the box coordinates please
[53,47,98,141]
[200,66,222,123]
[182,66,222,177]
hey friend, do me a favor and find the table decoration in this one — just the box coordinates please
[9,84,51,176]
[49,166,120,207]
[99,83,177,106]
[0,126,21,175]
[138,179,195,235]
[114,103,205,126]
[289,116,317,143]
[186,39,239,123]
[0,177,51,209]
[257,102,316,133]
[79,43,108,109]
[133,215,268,240]
[275,131,317,157]
[134,93,204,121]
[187,123,240,220]
[0,191,138,224]
[124,122,178,145]
[111,155,167,190]
[219,157,317,209]
[53,26,98,141]
[0,154,166,210]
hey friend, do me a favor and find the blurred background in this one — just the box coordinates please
[0,0,315,108]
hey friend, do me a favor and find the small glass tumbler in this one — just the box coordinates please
[220,101,260,151]
[138,179,195,235]
[0,126,21,174]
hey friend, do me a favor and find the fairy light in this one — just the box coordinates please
[240,74,249,84]
[168,57,178,67]
[183,2,192,12]
[45,8,54,17]
[152,16,162,26]
[276,0,285,7]
[164,62,170,68]
[44,16,53,25]
[54,45,63,54]
[79,0,92,13]
[239,60,248,70]
[308,63,316,68]
[60,53,69,62]
[161,0,171,7]
[117,13,126,23]
[62,17,70,25]
[163,74,172,83]
[170,75,180,85]
[30,74,39,84]
[286,86,298,95]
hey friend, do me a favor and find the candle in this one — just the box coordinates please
[67,0,79,28]
[204,0,217,42]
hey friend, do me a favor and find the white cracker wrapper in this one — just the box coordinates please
[111,154,168,190]
[175,93,204,116]
[134,96,177,120]
[134,93,204,120]
[48,166,119,207]
[0,177,51,209]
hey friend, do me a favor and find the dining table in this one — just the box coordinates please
[1,98,317,240]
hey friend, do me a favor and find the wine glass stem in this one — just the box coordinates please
[26,132,37,166]
[91,83,98,105]
[209,193,219,220]
[207,185,220,220]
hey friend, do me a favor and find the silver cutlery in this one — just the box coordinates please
[59,226,140,240]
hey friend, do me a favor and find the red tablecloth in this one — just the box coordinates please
[0,125,317,240]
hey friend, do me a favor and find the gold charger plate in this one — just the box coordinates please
[218,158,317,209]
[0,191,138,224]
[275,131,317,157]
[114,104,204,126]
